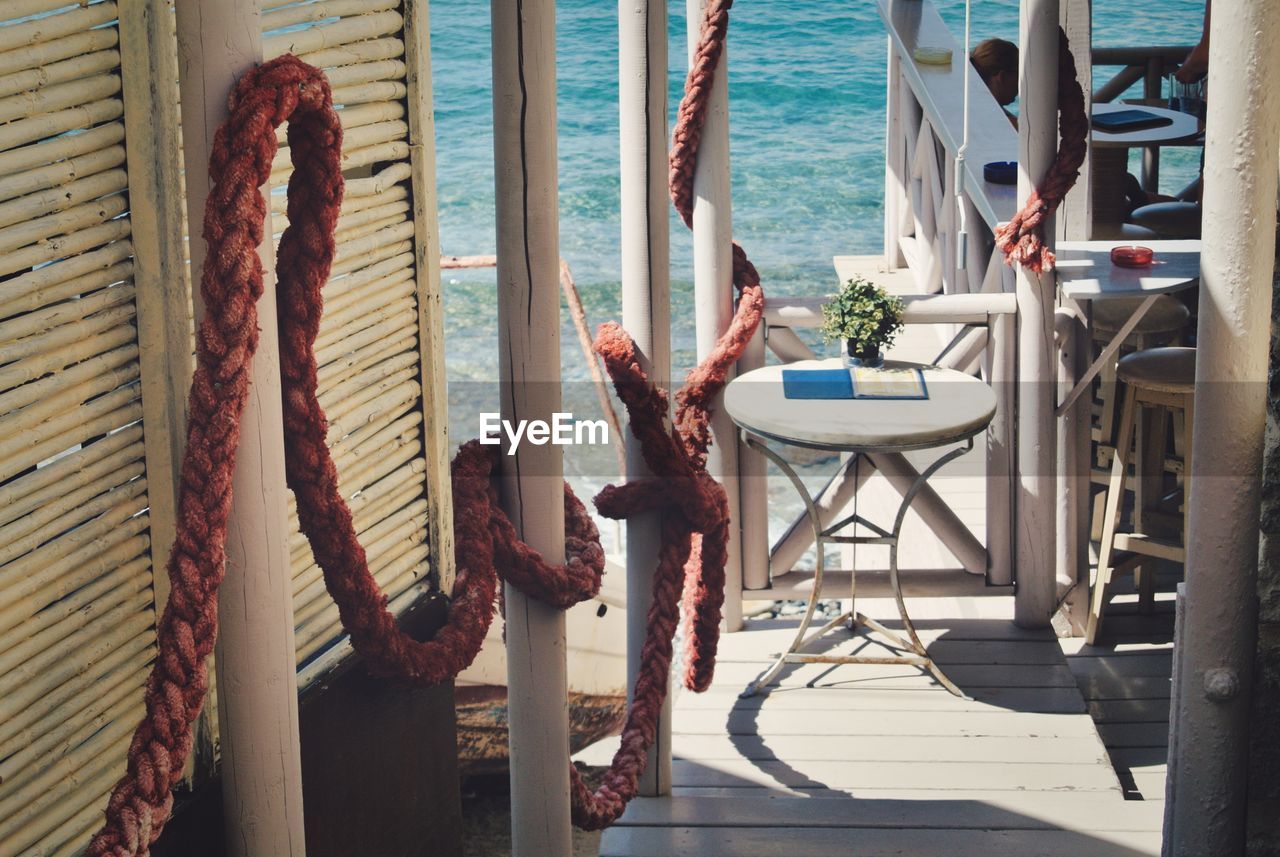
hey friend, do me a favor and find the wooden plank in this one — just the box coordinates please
[1072,675,1172,701]
[400,0,454,595]
[726,615,1056,649]
[613,794,1166,833]
[1097,723,1170,749]
[670,708,1103,739]
[706,660,1080,690]
[765,568,1008,600]
[1065,653,1173,679]
[678,685,1087,714]
[118,0,198,776]
[1088,698,1173,723]
[665,758,1121,792]
[600,825,1160,857]
[663,734,1109,765]
[1109,747,1169,772]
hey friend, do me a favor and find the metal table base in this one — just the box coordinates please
[739,433,973,699]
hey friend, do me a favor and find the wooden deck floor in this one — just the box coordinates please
[1061,581,1176,803]
[585,597,1164,856]
[583,256,1167,854]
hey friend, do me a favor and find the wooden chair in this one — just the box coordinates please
[1088,346,1195,645]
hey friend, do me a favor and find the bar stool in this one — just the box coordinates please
[1088,346,1195,645]
[1089,296,1191,540]
[1092,295,1190,452]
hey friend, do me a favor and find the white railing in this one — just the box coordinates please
[732,0,1021,604]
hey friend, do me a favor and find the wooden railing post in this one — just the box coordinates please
[619,0,672,795]
[401,0,455,595]
[1013,0,1059,629]
[175,0,307,850]
[1056,0,1093,634]
[491,0,573,853]
[686,0,744,631]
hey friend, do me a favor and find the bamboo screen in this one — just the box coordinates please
[262,0,451,682]
[0,0,449,850]
[0,1,178,853]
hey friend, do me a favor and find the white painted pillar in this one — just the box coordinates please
[885,39,906,271]
[174,0,307,852]
[686,0,744,631]
[1013,0,1059,629]
[1055,0,1092,635]
[1167,1,1280,851]
[491,1,572,853]
[618,0,672,797]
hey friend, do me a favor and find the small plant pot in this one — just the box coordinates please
[844,343,883,369]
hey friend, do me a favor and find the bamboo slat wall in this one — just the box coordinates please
[0,2,173,854]
[263,0,451,675]
[0,0,450,850]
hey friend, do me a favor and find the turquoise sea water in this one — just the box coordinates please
[429,0,1204,501]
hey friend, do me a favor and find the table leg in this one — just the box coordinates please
[738,434,842,698]
[738,432,972,698]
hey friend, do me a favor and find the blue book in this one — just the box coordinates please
[781,368,854,400]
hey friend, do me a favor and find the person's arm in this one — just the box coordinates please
[1176,0,1210,83]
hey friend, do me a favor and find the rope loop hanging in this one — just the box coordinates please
[993,27,1088,273]
[91,0,762,845]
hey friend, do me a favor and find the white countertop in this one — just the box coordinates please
[1056,239,1200,300]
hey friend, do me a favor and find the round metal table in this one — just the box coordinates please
[724,358,996,697]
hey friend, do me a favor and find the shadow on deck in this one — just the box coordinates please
[582,599,1165,856]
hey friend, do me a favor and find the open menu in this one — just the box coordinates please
[850,365,929,400]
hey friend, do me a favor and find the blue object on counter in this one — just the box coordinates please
[781,368,854,400]
[984,161,1018,185]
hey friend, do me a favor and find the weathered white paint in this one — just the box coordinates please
[686,0,743,631]
[174,0,306,851]
[491,0,572,852]
[1054,0,1092,635]
[619,0,672,797]
[1012,0,1059,629]
[1167,1,1280,851]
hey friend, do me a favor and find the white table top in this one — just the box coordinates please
[724,359,996,453]
[1056,239,1200,300]
[1091,102,1202,149]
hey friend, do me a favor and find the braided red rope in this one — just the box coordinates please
[91,0,759,844]
[86,57,339,857]
[993,27,1088,273]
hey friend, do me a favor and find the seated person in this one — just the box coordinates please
[970,38,1019,128]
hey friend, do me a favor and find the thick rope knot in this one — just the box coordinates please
[87,54,345,857]
[93,0,760,842]
[993,27,1088,273]
[595,472,723,537]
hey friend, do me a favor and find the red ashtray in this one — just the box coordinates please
[1110,245,1154,267]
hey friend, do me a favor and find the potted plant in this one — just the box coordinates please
[820,276,904,368]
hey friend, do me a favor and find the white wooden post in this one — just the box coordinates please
[884,39,906,271]
[1054,0,1093,634]
[618,0,672,796]
[986,293,1016,587]
[1013,0,1059,628]
[1167,1,1280,850]
[491,0,572,853]
[686,0,744,631]
[402,0,456,596]
[738,330,769,593]
[174,0,307,851]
